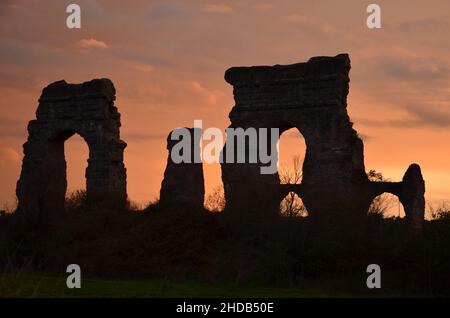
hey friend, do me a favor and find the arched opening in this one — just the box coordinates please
[367,170,405,218]
[16,79,127,217]
[278,128,308,217]
[280,191,308,217]
[369,193,404,218]
[278,128,306,174]
[64,133,89,209]
[202,126,226,212]
[204,184,225,212]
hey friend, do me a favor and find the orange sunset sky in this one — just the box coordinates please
[0,0,449,213]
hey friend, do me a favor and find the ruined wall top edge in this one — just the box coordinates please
[224,54,350,114]
[39,78,116,102]
[224,53,350,86]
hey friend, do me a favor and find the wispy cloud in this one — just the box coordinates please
[356,102,450,129]
[354,48,450,130]
[397,17,450,33]
[379,54,449,83]
[202,4,233,14]
[76,38,108,50]
[145,3,191,21]
[286,14,335,35]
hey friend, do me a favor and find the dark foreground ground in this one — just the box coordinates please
[1,196,450,297]
[0,270,420,297]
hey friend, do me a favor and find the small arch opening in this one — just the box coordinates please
[204,184,225,212]
[64,133,89,209]
[369,193,404,218]
[280,191,308,217]
[278,128,306,176]
[367,170,405,218]
[278,128,308,217]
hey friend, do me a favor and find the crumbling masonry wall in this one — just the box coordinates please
[221,54,425,231]
[16,79,127,221]
[160,128,205,209]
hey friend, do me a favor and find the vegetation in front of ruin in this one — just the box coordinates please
[1,182,450,297]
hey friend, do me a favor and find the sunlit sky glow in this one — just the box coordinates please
[0,0,449,213]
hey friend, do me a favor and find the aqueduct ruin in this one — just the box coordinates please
[221,54,425,231]
[15,54,425,232]
[16,79,127,221]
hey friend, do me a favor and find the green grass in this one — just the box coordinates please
[0,271,368,298]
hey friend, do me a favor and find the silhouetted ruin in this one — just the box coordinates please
[221,54,425,232]
[16,79,127,221]
[160,128,205,209]
[15,54,425,232]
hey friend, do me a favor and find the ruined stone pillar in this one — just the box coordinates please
[16,79,127,221]
[399,164,425,233]
[159,128,205,209]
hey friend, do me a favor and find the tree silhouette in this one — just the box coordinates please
[279,156,307,217]
[205,185,226,212]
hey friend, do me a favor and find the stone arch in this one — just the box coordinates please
[278,127,308,217]
[367,164,425,232]
[16,79,127,221]
[221,54,368,219]
[220,54,425,232]
[280,191,308,217]
[368,192,402,217]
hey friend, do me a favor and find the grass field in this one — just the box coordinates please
[0,270,411,298]
[0,271,335,298]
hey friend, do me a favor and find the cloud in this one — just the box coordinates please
[126,61,154,73]
[286,14,312,24]
[145,3,191,21]
[379,55,450,83]
[398,18,450,33]
[0,40,65,67]
[286,14,335,35]
[202,4,233,14]
[110,45,175,68]
[96,0,152,15]
[251,3,276,12]
[355,102,450,129]
[355,49,450,130]
[0,71,39,90]
[406,103,450,127]
[189,81,225,105]
[76,38,108,50]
